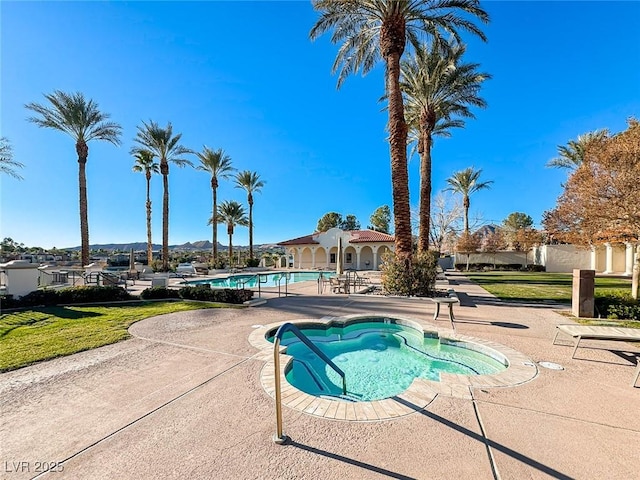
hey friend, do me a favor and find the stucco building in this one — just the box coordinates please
[278,228,394,270]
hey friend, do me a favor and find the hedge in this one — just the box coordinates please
[1,286,133,308]
[140,285,253,304]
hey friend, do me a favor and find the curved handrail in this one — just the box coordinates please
[272,322,346,444]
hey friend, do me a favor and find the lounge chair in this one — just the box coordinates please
[553,324,640,387]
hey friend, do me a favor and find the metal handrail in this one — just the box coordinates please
[272,322,346,444]
[275,272,290,297]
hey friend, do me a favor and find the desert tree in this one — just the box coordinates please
[196,147,235,260]
[213,200,249,268]
[26,91,122,266]
[543,119,640,298]
[132,121,193,271]
[401,38,490,252]
[310,0,489,260]
[235,170,264,261]
[0,137,25,180]
[445,166,492,234]
[132,150,159,267]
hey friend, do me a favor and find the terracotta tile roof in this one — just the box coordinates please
[278,234,319,246]
[348,230,395,243]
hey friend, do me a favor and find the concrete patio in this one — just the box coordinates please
[1,272,638,479]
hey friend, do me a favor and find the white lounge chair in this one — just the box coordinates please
[553,324,640,387]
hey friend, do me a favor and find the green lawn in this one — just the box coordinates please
[0,301,234,372]
[464,272,631,303]
[464,271,639,327]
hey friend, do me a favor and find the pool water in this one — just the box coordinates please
[187,271,334,288]
[270,320,507,401]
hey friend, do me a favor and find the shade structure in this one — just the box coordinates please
[336,236,343,275]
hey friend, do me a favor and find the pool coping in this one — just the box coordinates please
[249,313,538,422]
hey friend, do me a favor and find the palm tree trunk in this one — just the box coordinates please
[418,126,433,253]
[212,178,217,259]
[146,172,153,267]
[385,49,412,259]
[76,141,90,267]
[161,162,169,271]
[228,225,234,267]
[463,196,470,233]
[248,194,254,259]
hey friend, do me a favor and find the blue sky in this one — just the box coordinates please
[2,1,639,250]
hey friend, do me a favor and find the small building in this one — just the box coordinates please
[278,228,394,270]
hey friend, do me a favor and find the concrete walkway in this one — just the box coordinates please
[1,272,638,479]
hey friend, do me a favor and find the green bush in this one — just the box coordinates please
[139,285,253,304]
[381,251,438,297]
[4,286,133,308]
[595,292,640,320]
[139,287,181,300]
[246,258,261,268]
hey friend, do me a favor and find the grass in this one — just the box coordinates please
[464,271,631,303]
[0,301,234,372]
[464,271,639,328]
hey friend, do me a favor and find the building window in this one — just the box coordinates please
[346,253,352,263]
[330,253,336,263]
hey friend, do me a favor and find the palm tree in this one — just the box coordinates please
[132,150,159,267]
[132,121,192,271]
[212,200,248,268]
[235,170,264,261]
[310,0,488,259]
[402,39,490,253]
[195,147,235,260]
[26,91,122,266]
[445,167,493,234]
[0,137,24,180]
[546,130,608,171]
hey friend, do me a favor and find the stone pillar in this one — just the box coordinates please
[590,247,598,272]
[356,248,361,270]
[625,243,634,276]
[603,243,614,274]
[311,247,316,269]
[572,269,595,318]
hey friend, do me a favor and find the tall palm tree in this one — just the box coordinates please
[546,130,608,171]
[0,137,24,180]
[445,167,492,233]
[195,147,235,260]
[132,121,192,271]
[212,200,248,268]
[401,39,490,252]
[310,0,488,259]
[235,170,264,261]
[132,150,159,267]
[26,91,122,266]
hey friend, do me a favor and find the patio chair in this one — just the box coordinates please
[553,324,640,387]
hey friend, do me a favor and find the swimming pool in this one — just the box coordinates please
[186,271,334,288]
[267,317,508,401]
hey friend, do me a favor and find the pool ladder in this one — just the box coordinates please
[272,322,346,444]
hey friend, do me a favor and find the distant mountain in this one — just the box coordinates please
[65,241,282,252]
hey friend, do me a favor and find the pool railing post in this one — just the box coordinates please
[272,334,288,444]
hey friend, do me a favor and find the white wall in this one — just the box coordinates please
[536,245,592,273]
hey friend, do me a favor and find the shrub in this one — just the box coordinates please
[381,251,438,297]
[595,292,640,320]
[4,286,133,308]
[177,285,253,304]
[246,258,261,268]
[138,285,253,304]
[140,287,181,300]
[58,286,133,304]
